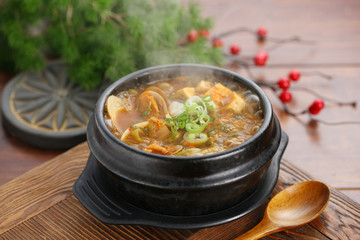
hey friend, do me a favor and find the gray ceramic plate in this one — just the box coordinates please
[1,61,99,149]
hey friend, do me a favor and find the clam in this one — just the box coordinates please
[167,145,184,155]
[106,95,127,134]
[145,86,169,106]
[156,82,174,94]
[137,90,168,118]
[245,94,261,114]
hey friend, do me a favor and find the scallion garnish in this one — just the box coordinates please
[141,102,152,117]
[166,95,214,137]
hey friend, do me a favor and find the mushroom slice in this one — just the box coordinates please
[121,121,148,142]
[106,95,127,134]
[137,90,168,118]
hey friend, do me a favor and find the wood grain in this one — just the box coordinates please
[194,0,360,65]
[0,142,88,234]
[0,142,359,239]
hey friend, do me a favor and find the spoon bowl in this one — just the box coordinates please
[235,180,330,240]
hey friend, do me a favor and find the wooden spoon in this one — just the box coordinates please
[235,180,330,240]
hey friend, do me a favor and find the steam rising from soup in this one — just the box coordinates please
[104,76,263,156]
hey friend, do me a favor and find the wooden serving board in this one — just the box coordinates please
[1,142,359,239]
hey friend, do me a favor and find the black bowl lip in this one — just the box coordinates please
[93,63,274,161]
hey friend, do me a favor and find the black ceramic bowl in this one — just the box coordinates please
[86,64,287,217]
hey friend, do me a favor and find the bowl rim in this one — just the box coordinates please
[93,63,274,160]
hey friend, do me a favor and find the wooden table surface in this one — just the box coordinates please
[0,0,360,239]
[1,142,360,239]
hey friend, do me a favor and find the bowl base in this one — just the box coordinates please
[73,131,287,229]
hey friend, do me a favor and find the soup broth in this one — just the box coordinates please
[104,76,264,156]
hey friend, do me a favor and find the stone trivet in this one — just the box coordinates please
[1,61,99,149]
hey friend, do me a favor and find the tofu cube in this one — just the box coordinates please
[204,83,232,106]
[226,92,246,113]
[196,80,214,93]
[176,87,195,99]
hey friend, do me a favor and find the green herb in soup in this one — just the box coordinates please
[104,77,263,156]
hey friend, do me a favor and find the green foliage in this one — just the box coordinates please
[0,0,224,90]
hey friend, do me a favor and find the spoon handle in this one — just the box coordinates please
[234,218,279,240]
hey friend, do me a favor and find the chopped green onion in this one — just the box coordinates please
[185,114,210,133]
[166,95,214,136]
[202,95,212,102]
[199,114,210,125]
[141,102,151,117]
[186,122,203,133]
[185,100,198,111]
[169,93,186,100]
[183,132,209,145]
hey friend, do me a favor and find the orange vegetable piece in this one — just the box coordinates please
[144,143,169,155]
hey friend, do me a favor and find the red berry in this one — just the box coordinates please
[230,44,241,55]
[187,29,198,43]
[279,90,292,103]
[212,38,223,48]
[309,105,321,115]
[199,29,210,38]
[254,50,268,66]
[289,70,301,81]
[316,99,325,109]
[278,77,291,90]
[309,99,325,114]
[257,27,267,39]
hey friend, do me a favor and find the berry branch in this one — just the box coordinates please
[264,35,316,52]
[299,71,333,80]
[290,86,356,107]
[185,26,360,126]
